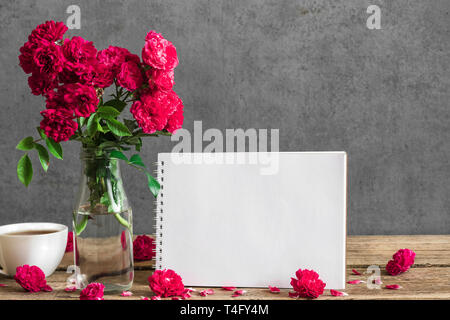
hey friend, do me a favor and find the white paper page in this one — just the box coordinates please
[155,152,347,289]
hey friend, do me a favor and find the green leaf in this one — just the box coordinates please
[145,172,160,198]
[37,128,63,160]
[34,143,49,172]
[106,119,132,137]
[98,141,120,150]
[124,119,138,132]
[16,136,34,151]
[96,106,120,119]
[103,99,127,112]
[109,150,128,161]
[78,117,87,128]
[86,115,98,136]
[75,215,89,236]
[129,154,145,167]
[17,154,33,186]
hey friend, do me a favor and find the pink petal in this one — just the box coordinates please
[64,286,77,292]
[268,286,280,293]
[385,284,402,290]
[181,292,191,299]
[184,288,196,293]
[200,289,215,296]
[373,278,383,285]
[352,269,362,275]
[121,291,132,297]
[233,289,246,296]
[0,284,8,287]
[140,296,150,300]
[288,292,299,298]
[172,297,181,300]
[330,289,348,297]
[151,296,161,300]
[232,294,240,297]
[222,286,236,291]
[347,280,365,284]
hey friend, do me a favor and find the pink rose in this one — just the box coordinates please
[97,46,131,74]
[142,31,178,70]
[148,269,185,298]
[148,68,175,91]
[65,231,74,253]
[14,265,52,292]
[290,269,326,299]
[133,235,155,261]
[28,21,67,45]
[386,248,415,276]
[117,60,143,91]
[40,108,78,142]
[79,283,105,300]
[164,96,184,133]
[60,36,98,83]
[59,83,99,117]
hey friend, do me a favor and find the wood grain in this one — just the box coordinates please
[1,235,449,300]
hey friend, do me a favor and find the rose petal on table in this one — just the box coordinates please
[121,291,132,297]
[268,286,280,293]
[0,284,8,287]
[347,280,365,284]
[351,269,362,275]
[288,291,299,298]
[151,296,161,300]
[373,278,383,285]
[330,289,348,297]
[64,286,77,292]
[172,296,181,300]
[233,289,246,296]
[185,288,196,292]
[200,289,215,296]
[181,292,192,299]
[140,296,150,300]
[385,284,402,290]
[222,286,236,291]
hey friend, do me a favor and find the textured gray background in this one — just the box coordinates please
[1,0,449,235]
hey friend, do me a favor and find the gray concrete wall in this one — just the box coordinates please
[1,0,449,235]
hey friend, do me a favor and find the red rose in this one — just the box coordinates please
[148,269,185,297]
[148,68,175,92]
[142,31,178,70]
[40,108,78,142]
[97,46,130,74]
[28,72,58,96]
[92,62,115,88]
[14,265,52,292]
[79,283,105,300]
[65,231,74,253]
[32,43,64,77]
[117,60,143,91]
[290,269,326,299]
[19,42,37,74]
[386,248,415,276]
[133,235,155,261]
[164,96,184,133]
[60,83,99,117]
[28,21,67,45]
[60,36,98,83]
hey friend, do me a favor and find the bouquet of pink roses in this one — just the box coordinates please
[16,21,183,199]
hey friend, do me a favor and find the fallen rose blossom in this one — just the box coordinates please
[14,265,52,292]
[141,296,150,300]
[330,289,348,297]
[351,269,362,275]
[269,286,280,293]
[200,289,215,296]
[386,248,416,276]
[79,283,105,300]
[290,269,326,299]
[222,286,236,291]
[385,284,402,290]
[121,291,132,297]
[64,286,77,292]
[148,269,185,297]
[347,280,365,284]
[151,295,161,300]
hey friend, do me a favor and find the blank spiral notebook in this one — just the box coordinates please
[155,152,347,289]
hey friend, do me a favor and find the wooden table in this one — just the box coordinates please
[0,235,449,300]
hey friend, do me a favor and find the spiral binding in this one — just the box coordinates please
[154,160,165,270]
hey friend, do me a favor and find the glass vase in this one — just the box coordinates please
[72,147,133,292]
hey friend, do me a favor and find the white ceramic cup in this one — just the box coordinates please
[0,222,68,277]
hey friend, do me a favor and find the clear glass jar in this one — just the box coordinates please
[72,147,133,292]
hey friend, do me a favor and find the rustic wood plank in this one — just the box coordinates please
[1,235,449,300]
